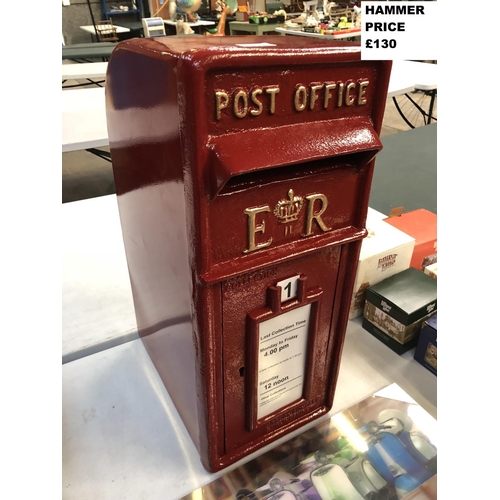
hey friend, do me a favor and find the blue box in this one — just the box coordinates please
[414,314,437,375]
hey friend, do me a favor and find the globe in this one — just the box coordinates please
[176,0,202,14]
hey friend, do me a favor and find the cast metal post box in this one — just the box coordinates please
[105,36,391,472]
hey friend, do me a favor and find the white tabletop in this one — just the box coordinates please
[276,26,361,39]
[393,60,437,92]
[387,60,437,98]
[62,318,436,499]
[163,19,215,26]
[62,87,107,152]
[80,24,130,35]
[62,195,137,363]
[62,62,108,81]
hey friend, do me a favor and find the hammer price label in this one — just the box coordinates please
[361,1,438,60]
[257,304,311,420]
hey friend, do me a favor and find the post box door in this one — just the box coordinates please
[221,247,342,454]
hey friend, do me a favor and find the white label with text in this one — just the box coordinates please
[361,1,438,60]
[257,304,311,420]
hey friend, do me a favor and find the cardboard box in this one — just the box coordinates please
[362,268,437,354]
[236,11,249,21]
[349,208,415,319]
[424,262,437,280]
[384,209,437,271]
[414,314,437,375]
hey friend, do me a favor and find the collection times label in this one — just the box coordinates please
[257,304,311,420]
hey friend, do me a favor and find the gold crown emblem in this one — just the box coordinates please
[274,189,304,223]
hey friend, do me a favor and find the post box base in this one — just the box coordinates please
[140,318,334,472]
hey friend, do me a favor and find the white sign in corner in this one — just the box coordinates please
[361,1,439,61]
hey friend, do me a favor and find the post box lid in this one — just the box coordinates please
[208,115,382,197]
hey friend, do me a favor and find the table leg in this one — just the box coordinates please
[392,89,437,129]
[86,148,112,162]
[426,89,437,125]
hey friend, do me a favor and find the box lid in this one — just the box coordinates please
[365,268,437,324]
[360,212,415,261]
[366,207,387,222]
[383,209,437,244]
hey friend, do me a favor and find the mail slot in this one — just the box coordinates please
[105,36,392,472]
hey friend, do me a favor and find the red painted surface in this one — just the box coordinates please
[106,36,391,472]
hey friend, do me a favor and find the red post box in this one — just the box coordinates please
[105,36,391,472]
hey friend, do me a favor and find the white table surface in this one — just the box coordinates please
[62,87,107,152]
[80,24,130,35]
[62,62,108,81]
[397,60,437,91]
[387,60,436,98]
[163,19,215,26]
[62,317,436,499]
[276,26,361,39]
[61,61,436,151]
[62,195,137,363]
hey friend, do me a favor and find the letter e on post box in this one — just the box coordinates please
[105,37,392,472]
